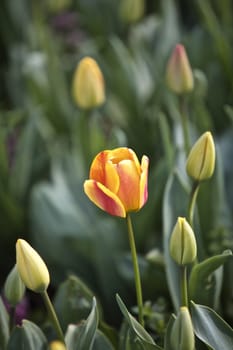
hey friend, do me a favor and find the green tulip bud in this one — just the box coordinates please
[16,239,50,293]
[4,265,25,306]
[171,307,195,350]
[186,131,215,181]
[170,217,197,265]
[166,44,194,94]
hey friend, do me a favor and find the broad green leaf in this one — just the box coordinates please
[116,295,162,350]
[164,314,176,350]
[30,155,126,320]
[99,321,118,349]
[191,301,233,350]
[0,297,9,349]
[189,250,232,305]
[54,275,100,332]
[163,171,189,311]
[7,320,47,350]
[65,297,98,350]
[118,322,157,350]
[93,330,115,350]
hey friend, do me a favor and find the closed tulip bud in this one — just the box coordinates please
[4,265,25,306]
[72,56,105,109]
[171,307,195,350]
[166,44,194,94]
[49,341,67,350]
[119,0,145,23]
[186,131,215,181]
[170,217,197,265]
[16,239,50,293]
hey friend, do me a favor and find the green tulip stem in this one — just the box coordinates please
[181,265,188,307]
[188,181,200,228]
[179,95,190,156]
[126,213,144,327]
[41,290,64,343]
[79,110,91,168]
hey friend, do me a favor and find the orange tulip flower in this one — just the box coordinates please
[84,147,149,218]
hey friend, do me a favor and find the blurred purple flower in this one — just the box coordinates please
[50,11,86,49]
[50,11,79,32]
[2,294,30,325]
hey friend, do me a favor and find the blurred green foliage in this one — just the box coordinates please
[0,0,233,338]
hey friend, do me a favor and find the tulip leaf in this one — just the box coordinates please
[189,250,232,305]
[0,297,9,349]
[93,330,115,350]
[65,297,98,350]
[7,320,47,350]
[164,314,176,350]
[191,301,233,350]
[54,275,100,332]
[30,156,126,322]
[116,294,162,349]
[163,171,189,311]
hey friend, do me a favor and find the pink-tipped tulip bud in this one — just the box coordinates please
[186,131,215,181]
[84,147,149,218]
[171,307,195,350]
[16,239,50,293]
[72,56,105,109]
[166,44,194,94]
[4,265,25,307]
[170,217,197,266]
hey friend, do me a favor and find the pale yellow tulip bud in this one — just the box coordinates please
[166,44,194,94]
[4,265,25,306]
[171,307,195,350]
[170,217,197,265]
[16,239,50,293]
[186,131,216,181]
[72,56,105,109]
[49,341,67,350]
[119,0,145,23]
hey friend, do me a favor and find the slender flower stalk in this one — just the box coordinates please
[181,266,188,307]
[179,95,190,156]
[78,110,91,167]
[42,291,65,343]
[187,181,200,228]
[126,213,144,326]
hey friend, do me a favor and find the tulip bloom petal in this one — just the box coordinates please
[84,180,126,217]
[84,147,149,217]
[116,160,141,211]
[139,155,149,208]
